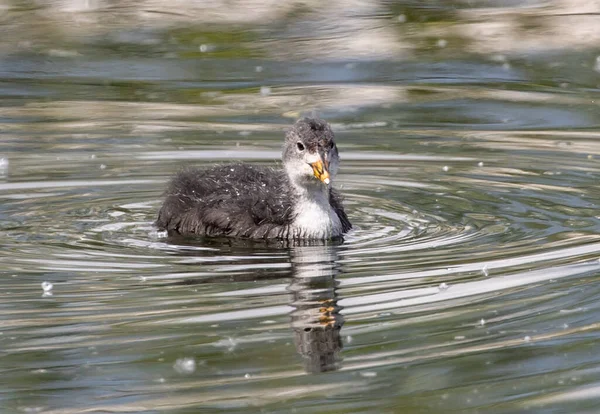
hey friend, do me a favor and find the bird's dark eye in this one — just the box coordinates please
[296,142,305,151]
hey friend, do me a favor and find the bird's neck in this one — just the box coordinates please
[290,179,329,203]
[289,180,342,239]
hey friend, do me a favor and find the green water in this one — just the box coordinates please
[2,1,600,413]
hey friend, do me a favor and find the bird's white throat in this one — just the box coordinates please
[291,185,342,239]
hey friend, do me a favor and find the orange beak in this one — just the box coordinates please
[310,159,330,184]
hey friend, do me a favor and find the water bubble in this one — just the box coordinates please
[255,65,263,72]
[524,336,532,342]
[173,357,196,374]
[442,165,449,172]
[438,282,449,291]
[478,161,484,167]
[594,56,600,72]
[100,164,106,170]
[482,265,489,277]
[32,369,48,374]
[199,44,210,53]
[346,335,353,344]
[139,276,147,282]
[397,14,406,23]
[41,281,53,293]
[437,39,448,48]
[0,158,8,175]
[360,371,377,378]
[479,318,486,326]
[454,335,466,340]
[260,86,271,96]
[244,373,251,379]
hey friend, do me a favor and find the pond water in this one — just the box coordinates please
[2,1,600,413]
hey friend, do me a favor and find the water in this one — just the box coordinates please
[2,1,600,413]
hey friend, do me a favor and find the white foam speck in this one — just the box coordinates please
[442,165,449,172]
[524,336,532,342]
[360,371,377,378]
[255,65,263,72]
[482,264,489,277]
[438,282,449,291]
[173,357,196,374]
[479,318,486,326]
[41,281,53,293]
[478,161,484,167]
[260,86,271,96]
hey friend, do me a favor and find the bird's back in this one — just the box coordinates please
[156,163,297,238]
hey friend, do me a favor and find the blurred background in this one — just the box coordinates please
[2,1,600,413]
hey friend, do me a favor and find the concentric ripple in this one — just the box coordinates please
[2,125,600,413]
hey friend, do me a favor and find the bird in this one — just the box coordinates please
[156,118,351,240]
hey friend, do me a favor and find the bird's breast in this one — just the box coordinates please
[290,194,342,239]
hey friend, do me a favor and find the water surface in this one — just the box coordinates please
[2,1,600,413]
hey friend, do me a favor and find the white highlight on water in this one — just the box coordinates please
[438,282,449,291]
[260,86,271,96]
[173,357,196,374]
[442,165,449,172]
[41,281,53,293]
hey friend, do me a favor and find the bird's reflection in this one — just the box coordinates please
[163,236,345,374]
[287,244,344,373]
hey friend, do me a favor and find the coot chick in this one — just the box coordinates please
[156,118,351,240]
